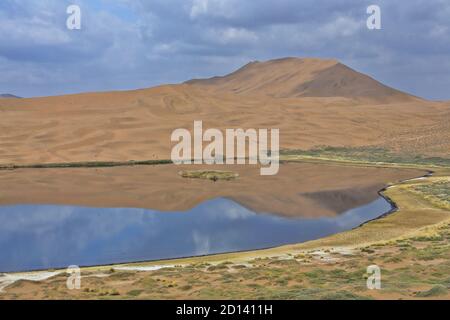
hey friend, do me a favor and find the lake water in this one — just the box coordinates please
[0,197,391,272]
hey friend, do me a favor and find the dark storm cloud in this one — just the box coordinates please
[0,0,449,99]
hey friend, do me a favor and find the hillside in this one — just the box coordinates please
[0,57,448,165]
[186,58,418,103]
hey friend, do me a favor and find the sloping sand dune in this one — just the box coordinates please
[0,57,449,165]
[187,58,417,103]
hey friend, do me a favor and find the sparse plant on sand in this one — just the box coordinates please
[178,170,239,181]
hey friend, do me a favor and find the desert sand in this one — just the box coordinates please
[0,58,448,166]
[0,162,424,217]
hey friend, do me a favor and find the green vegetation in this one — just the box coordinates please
[415,285,448,298]
[127,289,143,297]
[207,264,229,271]
[410,180,450,210]
[179,170,239,181]
[0,159,172,170]
[321,291,372,300]
[282,146,450,167]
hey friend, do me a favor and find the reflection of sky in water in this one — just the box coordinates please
[0,198,391,272]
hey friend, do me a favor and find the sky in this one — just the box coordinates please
[0,0,449,100]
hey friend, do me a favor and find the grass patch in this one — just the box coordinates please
[415,285,448,297]
[361,248,376,254]
[321,290,372,300]
[409,180,450,210]
[282,146,450,167]
[207,264,229,271]
[0,159,172,170]
[179,285,193,291]
[127,289,143,297]
[179,170,239,181]
[231,265,248,270]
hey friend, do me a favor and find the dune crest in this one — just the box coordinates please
[186,57,418,103]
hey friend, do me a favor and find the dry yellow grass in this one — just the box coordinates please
[405,177,450,210]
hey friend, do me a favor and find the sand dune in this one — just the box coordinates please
[0,57,449,165]
[186,57,418,103]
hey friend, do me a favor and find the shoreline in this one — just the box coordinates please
[0,159,173,171]
[1,152,449,172]
[356,170,434,229]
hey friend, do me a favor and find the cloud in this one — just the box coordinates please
[0,0,449,99]
[190,0,209,19]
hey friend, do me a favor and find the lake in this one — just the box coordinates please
[0,197,391,272]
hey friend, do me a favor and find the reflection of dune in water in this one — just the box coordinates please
[300,186,378,215]
[0,197,392,273]
[0,163,425,219]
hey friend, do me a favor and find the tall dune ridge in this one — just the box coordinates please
[186,57,419,103]
[0,57,449,165]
